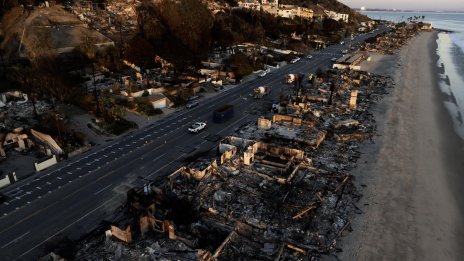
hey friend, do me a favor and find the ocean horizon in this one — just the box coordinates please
[363,11,464,139]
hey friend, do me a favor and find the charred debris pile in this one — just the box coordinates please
[71,69,394,260]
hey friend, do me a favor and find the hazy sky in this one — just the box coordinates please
[338,0,464,11]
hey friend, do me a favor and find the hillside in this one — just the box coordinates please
[129,0,368,69]
[0,0,369,70]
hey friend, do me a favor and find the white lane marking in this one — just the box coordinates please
[1,231,30,248]
[218,114,250,134]
[151,153,166,163]
[93,184,112,195]
[17,198,113,259]
[195,140,207,149]
[146,154,184,179]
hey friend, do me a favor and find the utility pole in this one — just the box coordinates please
[18,26,26,56]
[0,48,5,78]
[92,63,101,117]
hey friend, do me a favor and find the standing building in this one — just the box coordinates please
[324,10,349,23]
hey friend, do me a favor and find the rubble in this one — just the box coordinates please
[68,49,395,260]
[364,23,425,55]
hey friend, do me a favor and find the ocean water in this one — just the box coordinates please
[363,11,464,139]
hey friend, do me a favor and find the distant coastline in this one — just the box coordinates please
[354,8,464,13]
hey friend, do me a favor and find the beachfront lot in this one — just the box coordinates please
[338,31,464,261]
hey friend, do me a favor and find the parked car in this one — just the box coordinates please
[186,100,199,108]
[187,95,200,101]
[290,57,300,64]
[259,71,267,78]
[188,122,206,133]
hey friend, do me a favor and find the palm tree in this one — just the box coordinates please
[77,34,101,117]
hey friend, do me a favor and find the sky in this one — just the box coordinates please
[338,0,464,11]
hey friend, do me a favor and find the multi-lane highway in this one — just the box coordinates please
[0,28,388,260]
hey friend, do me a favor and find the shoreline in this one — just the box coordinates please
[337,31,464,260]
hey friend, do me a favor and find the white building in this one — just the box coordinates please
[238,0,261,10]
[277,6,295,18]
[324,10,349,23]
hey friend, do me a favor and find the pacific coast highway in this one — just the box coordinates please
[0,27,388,260]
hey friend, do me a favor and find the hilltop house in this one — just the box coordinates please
[238,0,313,20]
[324,10,349,23]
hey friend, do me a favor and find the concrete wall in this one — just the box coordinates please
[0,172,17,189]
[110,225,132,243]
[34,155,58,172]
[151,98,169,109]
[258,118,272,130]
[272,114,303,126]
[349,90,358,110]
[224,136,255,149]
[256,142,305,160]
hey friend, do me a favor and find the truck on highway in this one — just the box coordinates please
[213,104,234,123]
[253,86,271,99]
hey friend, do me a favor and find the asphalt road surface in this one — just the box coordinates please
[0,27,388,260]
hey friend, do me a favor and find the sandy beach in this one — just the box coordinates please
[337,31,464,260]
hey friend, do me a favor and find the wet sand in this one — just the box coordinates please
[338,32,464,260]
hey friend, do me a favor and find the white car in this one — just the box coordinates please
[290,57,300,64]
[188,122,206,133]
[331,57,337,62]
[259,71,267,78]
[306,55,313,59]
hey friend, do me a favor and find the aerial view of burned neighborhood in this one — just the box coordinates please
[1,0,463,260]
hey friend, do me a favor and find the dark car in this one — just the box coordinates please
[186,101,199,108]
